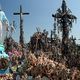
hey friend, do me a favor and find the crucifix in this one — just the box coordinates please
[52,0,76,57]
[13,5,29,48]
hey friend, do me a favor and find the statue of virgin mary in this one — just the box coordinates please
[0,6,9,44]
[0,6,9,73]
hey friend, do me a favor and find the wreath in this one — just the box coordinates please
[0,58,9,70]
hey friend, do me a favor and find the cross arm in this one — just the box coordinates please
[67,14,77,19]
[13,13,20,15]
[23,13,30,15]
[52,13,62,18]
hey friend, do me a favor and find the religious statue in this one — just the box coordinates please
[0,6,9,74]
[0,7,9,44]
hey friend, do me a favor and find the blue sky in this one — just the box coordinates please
[0,0,80,44]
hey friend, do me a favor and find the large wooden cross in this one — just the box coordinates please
[13,5,29,48]
[52,0,76,57]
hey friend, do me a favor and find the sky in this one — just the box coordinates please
[0,0,80,44]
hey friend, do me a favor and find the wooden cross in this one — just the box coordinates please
[13,5,29,48]
[52,0,76,56]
